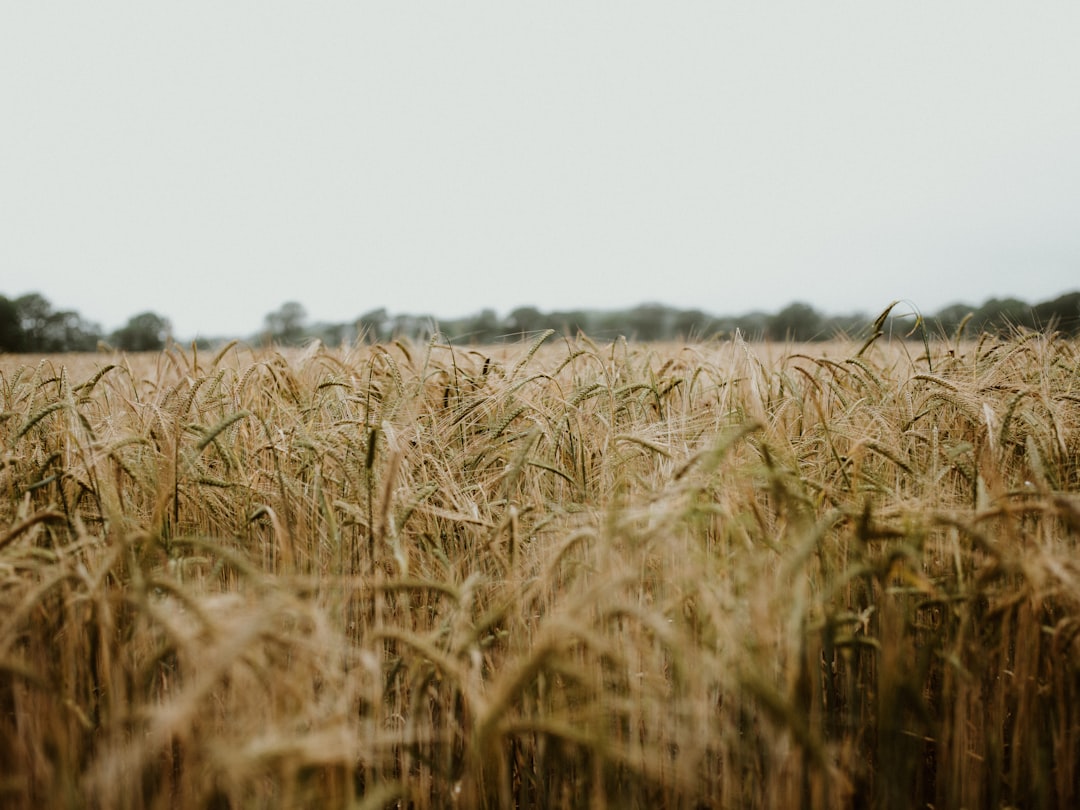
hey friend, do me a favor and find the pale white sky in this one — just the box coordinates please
[2,3,1078,338]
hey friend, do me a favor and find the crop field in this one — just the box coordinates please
[1,327,1079,809]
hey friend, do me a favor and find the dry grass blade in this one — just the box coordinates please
[0,508,66,551]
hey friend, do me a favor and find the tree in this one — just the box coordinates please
[507,306,545,335]
[312,321,351,346]
[357,308,389,343]
[458,309,501,343]
[0,295,22,351]
[626,303,670,341]
[971,297,1033,334]
[45,310,102,352]
[11,293,101,351]
[1032,292,1080,335]
[930,303,974,338]
[551,310,593,336]
[14,293,53,351]
[767,302,823,342]
[264,301,308,345]
[112,311,171,351]
[673,308,718,340]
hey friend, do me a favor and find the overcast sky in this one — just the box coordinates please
[3,4,1078,338]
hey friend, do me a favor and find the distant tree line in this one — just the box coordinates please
[0,292,171,353]
[322,292,1080,346]
[3,289,1079,353]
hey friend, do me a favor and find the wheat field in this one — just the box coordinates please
[1,327,1078,809]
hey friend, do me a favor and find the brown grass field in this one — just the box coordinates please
[1,329,1078,809]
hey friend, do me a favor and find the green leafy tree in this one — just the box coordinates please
[46,310,102,352]
[930,303,975,338]
[1032,292,1080,335]
[357,308,389,343]
[459,309,501,343]
[312,321,350,346]
[671,308,708,339]
[0,295,22,351]
[264,301,308,345]
[551,310,594,336]
[12,293,101,351]
[767,302,823,342]
[15,293,53,351]
[972,297,1034,333]
[507,306,545,335]
[625,303,670,341]
[112,311,171,351]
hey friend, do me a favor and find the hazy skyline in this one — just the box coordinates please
[3,4,1079,338]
